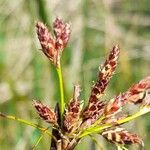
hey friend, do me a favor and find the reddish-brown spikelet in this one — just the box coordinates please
[104,92,129,116]
[33,100,57,125]
[128,76,150,105]
[36,22,58,65]
[82,45,119,125]
[63,85,81,132]
[100,115,127,125]
[102,128,143,146]
[89,45,120,103]
[53,17,71,51]
[36,18,71,68]
[82,101,105,126]
[104,76,150,116]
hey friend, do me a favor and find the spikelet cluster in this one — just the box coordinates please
[36,18,71,67]
[1,17,150,150]
[34,18,150,150]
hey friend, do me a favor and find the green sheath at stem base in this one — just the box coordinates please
[56,66,65,119]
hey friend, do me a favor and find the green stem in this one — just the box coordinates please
[32,127,50,150]
[89,135,103,150]
[56,66,65,117]
[32,134,44,150]
[117,145,128,150]
[79,107,150,138]
[91,115,105,127]
[117,107,150,124]
[0,112,56,141]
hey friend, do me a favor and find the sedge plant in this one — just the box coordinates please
[0,17,150,150]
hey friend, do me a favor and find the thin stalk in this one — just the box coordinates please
[91,115,105,127]
[79,107,150,138]
[0,112,56,141]
[32,127,50,150]
[32,133,44,150]
[89,135,103,150]
[56,66,65,117]
[117,145,128,150]
[117,107,150,124]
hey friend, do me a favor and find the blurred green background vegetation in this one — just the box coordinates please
[0,0,150,149]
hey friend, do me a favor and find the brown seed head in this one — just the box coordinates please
[128,76,150,105]
[89,45,120,103]
[102,128,143,146]
[53,17,71,51]
[36,22,59,66]
[82,45,119,125]
[63,85,81,132]
[104,92,129,116]
[104,76,150,116]
[33,100,57,125]
[82,101,105,126]
[89,46,119,101]
[36,18,71,68]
